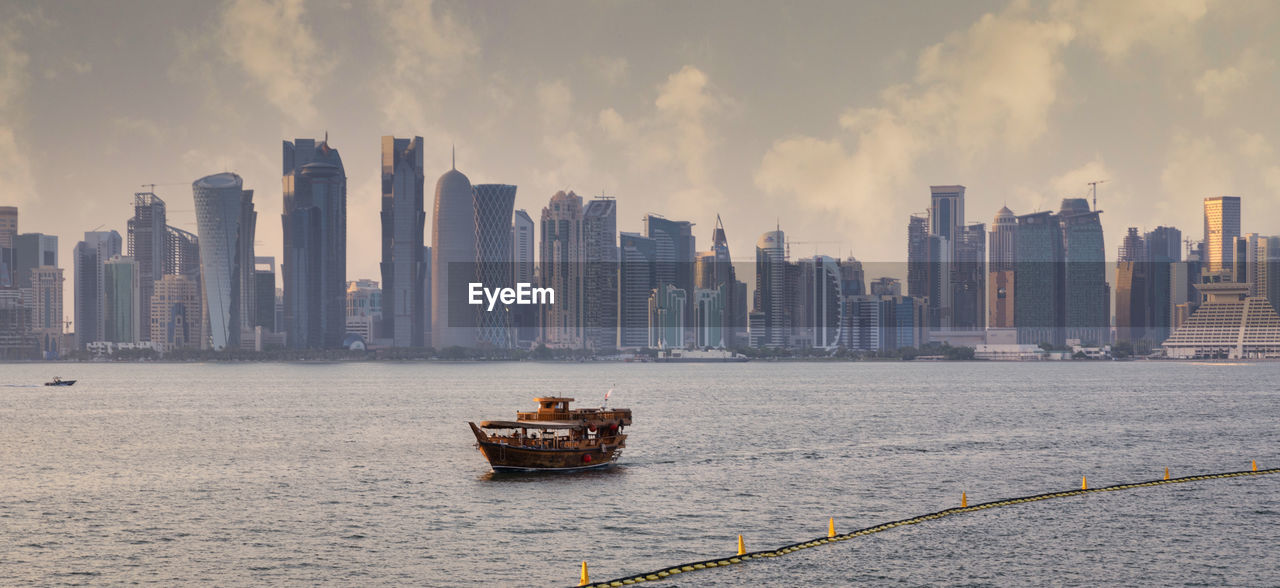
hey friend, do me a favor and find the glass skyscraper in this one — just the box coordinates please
[380,136,427,348]
[282,137,347,349]
[192,172,256,351]
[473,183,517,348]
[1203,196,1241,276]
[431,152,477,349]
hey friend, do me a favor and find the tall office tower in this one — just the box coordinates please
[421,245,432,345]
[380,136,427,348]
[166,227,200,278]
[618,232,656,349]
[150,274,202,353]
[906,213,929,300]
[73,231,122,347]
[512,209,535,284]
[473,183,518,348]
[0,206,15,287]
[803,255,842,349]
[254,257,277,331]
[694,215,742,346]
[929,185,965,329]
[1058,198,1107,344]
[1203,196,1241,276]
[1013,211,1063,346]
[582,198,618,351]
[30,266,64,357]
[1144,226,1182,344]
[282,137,347,349]
[539,190,583,348]
[752,229,787,348]
[648,284,686,350]
[127,192,167,341]
[952,222,986,330]
[1263,237,1280,314]
[839,257,866,297]
[13,233,58,290]
[345,279,382,343]
[693,286,726,348]
[841,294,882,351]
[1115,227,1147,344]
[643,214,696,330]
[988,206,1017,329]
[192,172,256,351]
[104,255,140,343]
[431,151,477,349]
[869,277,901,297]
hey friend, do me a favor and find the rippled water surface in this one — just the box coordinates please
[1,361,1278,586]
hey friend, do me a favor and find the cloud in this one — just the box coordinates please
[218,0,331,126]
[375,0,477,130]
[1161,132,1234,205]
[754,4,1074,259]
[1056,0,1209,61]
[110,116,165,143]
[0,12,37,208]
[1194,49,1271,117]
[585,55,628,86]
[536,80,573,126]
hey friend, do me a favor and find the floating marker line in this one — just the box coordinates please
[577,467,1279,587]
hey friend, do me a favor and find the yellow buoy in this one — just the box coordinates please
[1082,476,1088,490]
[1164,467,1169,480]
[828,517,835,538]
[1252,460,1257,472]
[961,492,967,507]
[738,534,746,556]
[579,561,589,586]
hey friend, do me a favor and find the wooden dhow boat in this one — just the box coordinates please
[469,397,631,472]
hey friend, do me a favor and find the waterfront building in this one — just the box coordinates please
[752,229,788,347]
[693,286,725,348]
[1059,198,1107,345]
[254,257,277,332]
[582,198,618,351]
[906,213,929,301]
[1163,281,1280,358]
[540,191,583,348]
[1013,211,1063,346]
[618,231,656,349]
[473,183,518,348]
[643,214,696,332]
[801,255,842,349]
[73,230,122,348]
[0,206,15,287]
[694,215,743,346]
[166,227,200,278]
[1115,227,1147,345]
[841,294,881,351]
[952,222,986,330]
[104,255,140,343]
[0,288,36,358]
[127,192,167,340]
[282,137,347,349]
[988,205,1017,329]
[380,136,427,348]
[13,233,57,290]
[192,172,257,351]
[1203,196,1241,276]
[30,265,64,358]
[839,257,865,297]
[345,279,382,344]
[431,151,477,349]
[1144,226,1182,344]
[150,274,201,353]
[648,284,686,350]
[510,209,536,348]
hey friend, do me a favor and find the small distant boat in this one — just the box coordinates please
[469,396,632,473]
[44,377,76,387]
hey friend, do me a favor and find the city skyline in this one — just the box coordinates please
[4,0,1280,319]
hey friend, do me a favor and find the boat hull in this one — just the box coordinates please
[475,440,624,472]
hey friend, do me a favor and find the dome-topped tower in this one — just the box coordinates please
[431,149,477,349]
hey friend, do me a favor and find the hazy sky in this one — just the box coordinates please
[2,0,1279,324]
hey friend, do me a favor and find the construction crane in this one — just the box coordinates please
[1087,180,1107,211]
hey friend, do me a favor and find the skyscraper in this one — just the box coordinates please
[254,257,277,331]
[166,227,200,279]
[473,183,518,348]
[1013,211,1063,345]
[1058,198,1107,344]
[73,230,122,348]
[1203,196,1241,277]
[643,214,696,331]
[582,198,618,350]
[752,229,787,348]
[0,206,16,288]
[30,265,64,358]
[192,172,256,351]
[150,274,201,353]
[802,255,842,349]
[1115,227,1147,345]
[906,213,929,300]
[104,255,140,343]
[540,190,583,348]
[282,137,347,349]
[1144,226,1182,344]
[128,192,167,341]
[952,222,986,330]
[988,206,1017,329]
[13,233,57,290]
[695,215,743,346]
[512,209,535,285]
[431,151,477,349]
[648,284,686,350]
[380,136,427,348]
[929,185,966,330]
[618,231,656,349]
